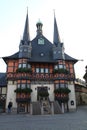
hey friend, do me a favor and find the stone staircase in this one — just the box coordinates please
[42,100,51,115]
[32,100,62,115]
[53,101,62,114]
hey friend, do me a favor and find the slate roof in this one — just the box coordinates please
[0,73,7,87]
[2,12,78,64]
[29,35,53,63]
[3,35,78,63]
[65,53,78,62]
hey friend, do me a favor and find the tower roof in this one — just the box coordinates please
[23,10,30,41]
[36,19,43,36]
[53,12,60,46]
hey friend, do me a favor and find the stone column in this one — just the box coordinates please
[41,102,44,115]
[61,103,64,113]
[30,103,32,115]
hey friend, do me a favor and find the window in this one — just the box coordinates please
[53,51,57,54]
[60,84,65,88]
[38,38,44,45]
[41,68,44,73]
[28,64,31,68]
[65,84,68,88]
[24,48,27,52]
[45,68,48,73]
[8,81,13,85]
[20,49,22,52]
[23,64,26,68]
[40,53,44,56]
[18,63,31,69]
[36,67,49,73]
[21,84,26,89]
[18,64,22,68]
[55,84,59,89]
[17,84,21,88]
[59,64,63,69]
[27,84,30,88]
[63,65,66,69]
[54,65,58,70]
[36,68,39,73]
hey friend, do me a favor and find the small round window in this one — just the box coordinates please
[40,53,44,56]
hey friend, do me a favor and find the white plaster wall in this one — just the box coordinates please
[68,83,76,111]
[31,84,37,102]
[48,84,54,101]
[31,84,54,102]
[6,83,17,109]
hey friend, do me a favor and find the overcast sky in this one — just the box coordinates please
[0,0,87,80]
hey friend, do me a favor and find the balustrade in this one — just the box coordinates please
[7,72,75,81]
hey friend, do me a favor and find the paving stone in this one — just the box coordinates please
[0,106,87,130]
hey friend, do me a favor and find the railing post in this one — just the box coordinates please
[51,102,54,115]
[61,103,64,113]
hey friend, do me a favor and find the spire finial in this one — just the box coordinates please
[27,6,28,14]
[53,9,55,16]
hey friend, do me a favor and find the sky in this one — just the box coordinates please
[0,0,87,80]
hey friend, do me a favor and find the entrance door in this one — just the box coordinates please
[37,86,48,101]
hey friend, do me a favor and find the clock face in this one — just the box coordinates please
[38,38,44,45]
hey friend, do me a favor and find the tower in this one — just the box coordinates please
[19,11,32,59]
[53,12,65,60]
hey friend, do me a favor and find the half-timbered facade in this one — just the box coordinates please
[3,12,78,114]
[0,73,7,113]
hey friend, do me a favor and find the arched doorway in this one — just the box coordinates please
[37,86,49,101]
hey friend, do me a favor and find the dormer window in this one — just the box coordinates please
[24,48,27,52]
[20,49,23,52]
[38,38,44,45]
[40,53,44,56]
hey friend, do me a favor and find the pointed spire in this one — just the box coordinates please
[53,11,61,46]
[19,9,32,58]
[23,8,30,41]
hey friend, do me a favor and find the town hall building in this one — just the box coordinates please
[2,11,78,114]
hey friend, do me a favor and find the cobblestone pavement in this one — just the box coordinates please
[0,106,87,130]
